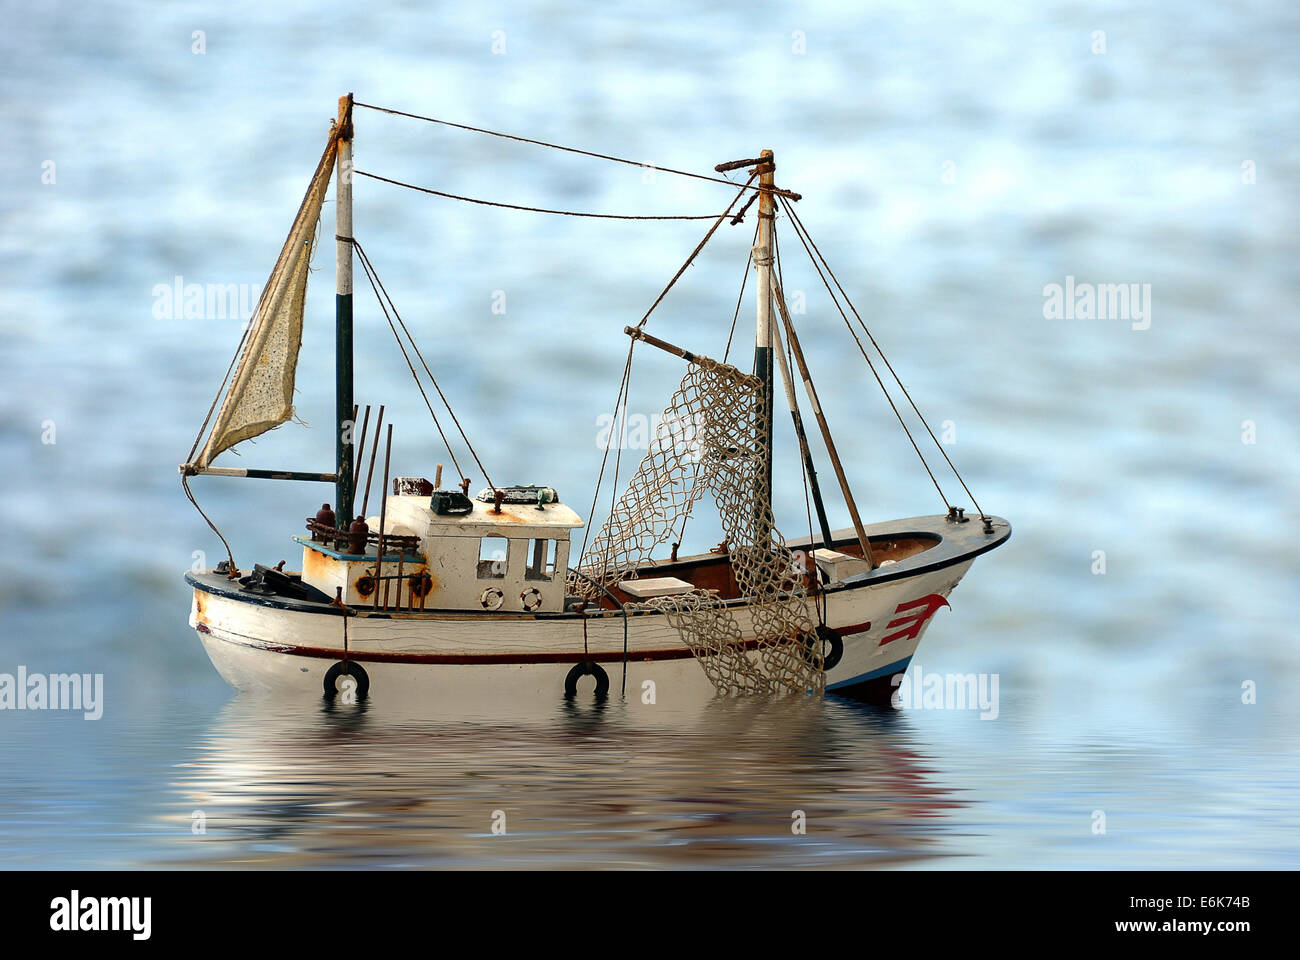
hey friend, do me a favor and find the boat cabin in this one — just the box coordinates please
[298,485,584,614]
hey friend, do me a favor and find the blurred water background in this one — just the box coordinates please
[0,0,1297,868]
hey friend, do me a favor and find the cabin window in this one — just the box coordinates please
[477,536,508,579]
[526,538,557,581]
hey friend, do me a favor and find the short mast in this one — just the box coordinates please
[335,93,356,526]
[752,150,776,536]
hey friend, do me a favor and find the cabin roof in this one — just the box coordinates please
[385,493,585,538]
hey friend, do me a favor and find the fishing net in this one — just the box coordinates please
[573,354,822,695]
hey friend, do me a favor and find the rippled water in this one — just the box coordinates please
[1,0,1298,868]
[3,682,1296,869]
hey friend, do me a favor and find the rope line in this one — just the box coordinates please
[578,341,636,564]
[722,218,760,364]
[355,170,722,220]
[632,172,757,330]
[356,238,498,491]
[352,242,466,481]
[785,205,986,519]
[353,238,499,493]
[576,174,756,561]
[353,101,792,198]
[183,474,239,577]
[775,227,826,626]
[778,205,952,510]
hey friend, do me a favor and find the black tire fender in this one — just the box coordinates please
[323,660,370,701]
[564,661,610,700]
[806,625,844,671]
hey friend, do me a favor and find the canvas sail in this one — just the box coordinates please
[195,135,339,467]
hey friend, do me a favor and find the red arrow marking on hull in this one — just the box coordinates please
[879,593,950,646]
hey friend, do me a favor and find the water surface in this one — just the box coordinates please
[0,0,1297,869]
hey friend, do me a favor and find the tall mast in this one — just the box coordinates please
[752,150,776,535]
[335,93,356,526]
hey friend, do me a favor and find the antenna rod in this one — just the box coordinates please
[374,424,393,610]
[752,150,776,542]
[351,403,372,493]
[335,92,356,527]
[360,404,385,518]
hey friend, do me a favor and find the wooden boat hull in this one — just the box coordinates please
[185,514,1010,707]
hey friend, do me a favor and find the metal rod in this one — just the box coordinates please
[395,479,407,610]
[374,423,393,610]
[352,404,372,492]
[772,275,875,568]
[714,156,770,173]
[771,320,834,549]
[335,93,356,526]
[622,327,747,378]
[360,404,385,517]
[623,326,696,363]
[753,150,776,544]
[180,465,338,482]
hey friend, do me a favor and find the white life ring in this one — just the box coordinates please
[480,587,505,610]
[520,588,544,612]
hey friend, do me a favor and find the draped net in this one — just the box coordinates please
[573,354,823,695]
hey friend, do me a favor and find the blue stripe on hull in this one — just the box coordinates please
[826,656,912,692]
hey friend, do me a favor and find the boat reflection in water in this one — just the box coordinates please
[160,692,965,868]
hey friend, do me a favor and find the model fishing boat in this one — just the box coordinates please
[180,95,1010,706]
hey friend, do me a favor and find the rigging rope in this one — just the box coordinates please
[773,224,826,626]
[778,204,953,511]
[578,174,757,558]
[784,204,987,519]
[182,474,238,577]
[353,101,799,199]
[632,172,757,329]
[179,332,248,577]
[578,341,635,564]
[353,244,465,481]
[722,218,760,364]
[352,237,498,493]
[355,170,722,221]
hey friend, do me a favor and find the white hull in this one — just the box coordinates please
[190,565,993,710]
[186,515,1009,708]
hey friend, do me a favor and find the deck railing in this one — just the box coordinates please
[305,518,428,611]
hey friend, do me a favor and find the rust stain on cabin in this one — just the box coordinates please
[301,546,336,583]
